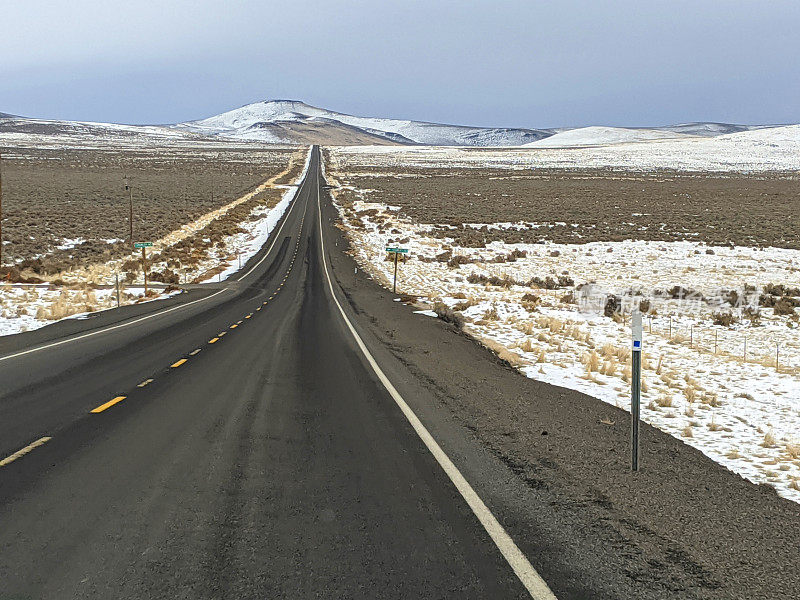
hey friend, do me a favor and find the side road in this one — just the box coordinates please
[319,182,800,600]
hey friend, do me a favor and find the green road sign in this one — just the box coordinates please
[134,242,153,248]
[385,247,408,253]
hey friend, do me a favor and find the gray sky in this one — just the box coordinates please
[2,0,798,128]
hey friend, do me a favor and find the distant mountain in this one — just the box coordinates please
[173,100,553,146]
[524,126,694,147]
[653,122,765,137]
[0,113,207,147]
[1,103,794,149]
[522,123,792,148]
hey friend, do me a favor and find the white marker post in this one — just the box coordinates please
[631,310,643,472]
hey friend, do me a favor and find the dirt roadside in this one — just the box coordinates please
[321,184,799,599]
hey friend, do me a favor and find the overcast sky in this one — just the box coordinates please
[2,0,798,128]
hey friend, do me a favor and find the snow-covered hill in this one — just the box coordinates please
[524,126,695,147]
[349,123,800,172]
[0,114,208,149]
[1,101,795,151]
[654,122,765,137]
[173,100,552,146]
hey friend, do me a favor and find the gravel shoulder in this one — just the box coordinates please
[321,182,800,600]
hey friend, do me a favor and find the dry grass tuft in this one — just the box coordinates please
[479,337,524,368]
[517,338,535,353]
[537,315,565,334]
[684,386,697,403]
[484,304,500,321]
[583,350,601,373]
[682,425,694,438]
[762,430,777,448]
[600,357,618,376]
[655,394,674,408]
[785,443,800,459]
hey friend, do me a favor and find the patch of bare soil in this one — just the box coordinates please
[335,165,800,248]
[0,147,294,273]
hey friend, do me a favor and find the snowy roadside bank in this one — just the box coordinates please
[0,147,312,337]
[328,172,800,505]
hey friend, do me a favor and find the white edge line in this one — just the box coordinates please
[314,154,558,600]
[0,288,228,363]
[0,146,314,363]
[0,436,52,467]
[238,145,313,280]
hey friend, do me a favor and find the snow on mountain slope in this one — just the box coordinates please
[0,113,208,149]
[2,102,795,152]
[654,122,766,137]
[174,100,552,146]
[346,124,800,172]
[524,126,695,147]
[230,117,411,146]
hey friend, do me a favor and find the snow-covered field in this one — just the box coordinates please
[326,146,800,504]
[523,126,695,147]
[335,124,800,172]
[0,285,182,337]
[0,148,311,336]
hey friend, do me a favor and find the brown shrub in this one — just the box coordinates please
[773,297,797,316]
[711,311,737,327]
[433,302,465,330]
[604,295,621,318]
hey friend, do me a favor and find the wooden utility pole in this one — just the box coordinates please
[124,175,133,246]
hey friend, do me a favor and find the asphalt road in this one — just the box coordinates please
[0,148,550,599]
[5,147,795,600]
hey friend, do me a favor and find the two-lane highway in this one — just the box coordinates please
[0,148,555,598]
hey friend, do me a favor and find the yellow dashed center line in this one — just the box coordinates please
[218,331,227,337]
[230,324,238,329]
[137,378,154,388]
[209,337,220,343]
[237,320,243,325]
[91,396,127,413]
[171,359,188,368]
[245,314,252,319]
[256,307,261,311]
[0,437,52,467]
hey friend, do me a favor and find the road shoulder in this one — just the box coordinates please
[319,183,800,600]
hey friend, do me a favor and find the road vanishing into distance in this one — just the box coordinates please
[2,146,799,600]
[0,148,555,599]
